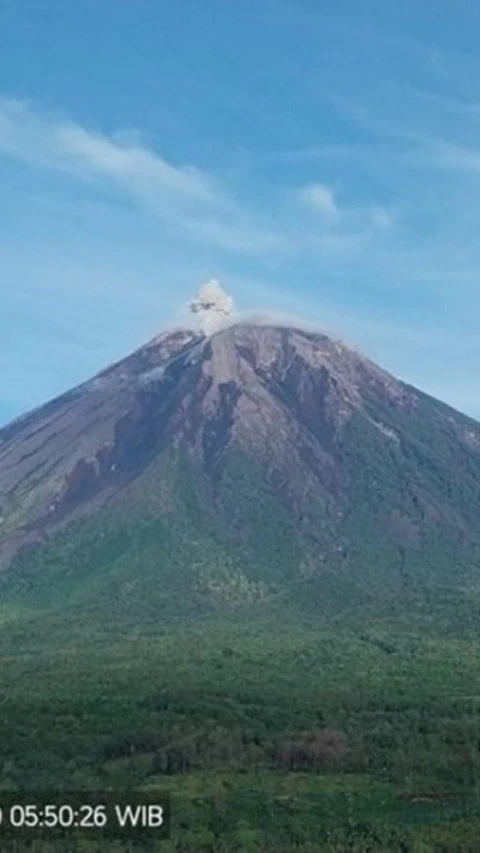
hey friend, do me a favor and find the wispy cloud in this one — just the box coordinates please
[58,123,219,201]
[370,206,395,230]
[416,136,480,174]
[0,97,391,258]
[0,98,217,200]
[299,182,339,221]
[0,97,285,254]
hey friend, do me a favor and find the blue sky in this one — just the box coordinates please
[1,0,480,424]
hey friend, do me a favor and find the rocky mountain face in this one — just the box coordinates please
[0,328,203,562]
[1,322,480,622]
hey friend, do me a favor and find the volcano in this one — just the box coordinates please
[1,321,480,624]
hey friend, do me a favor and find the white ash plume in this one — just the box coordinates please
[189,280,235,335]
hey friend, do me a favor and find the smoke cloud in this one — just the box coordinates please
[189,280,235,334]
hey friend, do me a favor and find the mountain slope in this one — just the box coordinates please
[1,322,480,625]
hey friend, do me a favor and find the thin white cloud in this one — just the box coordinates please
[57,124,218,201]
[0,97,283,254]
[319,90,480,179]
[417,137,480,174]
[0,97,393,259]
[370,205,394,229]
[0,97,217,202]
[299,182,339,221]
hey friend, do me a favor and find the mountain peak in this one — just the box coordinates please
[1,318,480,603]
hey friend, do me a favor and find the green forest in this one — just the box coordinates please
[0,604,480,852]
